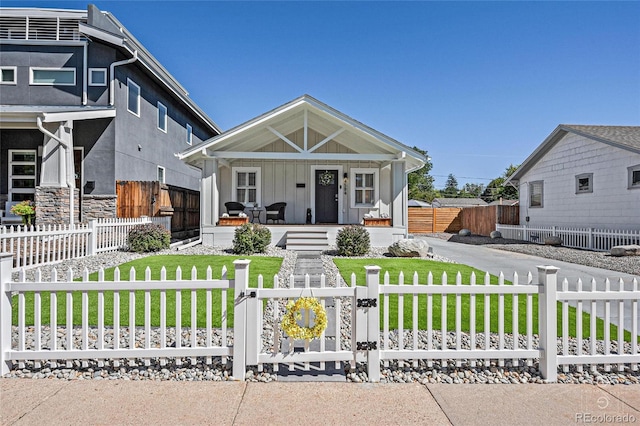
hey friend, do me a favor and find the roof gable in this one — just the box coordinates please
[507,125,640,183]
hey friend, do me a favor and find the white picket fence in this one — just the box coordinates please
[1,255,638,382]
[496,224,640,252]
[0,216,171,271]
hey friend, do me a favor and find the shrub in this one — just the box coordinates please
[232,223,272,255]
[336,225,370,256]
[127,223,170,253]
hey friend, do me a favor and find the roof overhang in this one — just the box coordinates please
[0,106,116,129]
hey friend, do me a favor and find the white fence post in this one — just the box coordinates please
[0,253,12,375]
[365,265,381,382]
[232,259,250,381]
[537,265,558,382]
[87,219,97,256]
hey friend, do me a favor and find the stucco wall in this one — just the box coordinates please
[518,132,640,229]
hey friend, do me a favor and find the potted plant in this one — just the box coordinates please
[10,200,36,225]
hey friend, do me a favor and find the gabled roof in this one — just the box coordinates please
[432,198,488,208]
[178,94,426,172]
[506,125,640,184]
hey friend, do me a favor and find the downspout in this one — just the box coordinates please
[37,116,75,226]
[82,42,88,105]
[109,49,138,106]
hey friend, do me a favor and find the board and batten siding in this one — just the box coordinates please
[519,132,640,229]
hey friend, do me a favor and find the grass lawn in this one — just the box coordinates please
[12,255,282,328]
[333,258,635,342]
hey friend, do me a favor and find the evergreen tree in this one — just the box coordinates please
[407,147,439,202]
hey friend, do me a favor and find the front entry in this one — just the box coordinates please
[315,169,338,223]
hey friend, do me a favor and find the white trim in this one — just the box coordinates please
[157,102,167,133]
[29,67,75,86]
[186,123,193,145]
[0,66,17,85]
[88,68,107,86]
[232,167,261,206]
[350,168,379,209]
[310,165,344,224]
[204,151,395,161]
[41,109,116,123]
[8,149,37,202]
[127,78,140,117]
[157,165,165,184]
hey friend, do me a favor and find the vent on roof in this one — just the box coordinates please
[0,15,85,41]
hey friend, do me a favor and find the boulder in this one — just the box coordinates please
[490,230,502,239]
[388,239,430,258]
[458,229,472,237]
[544,236,562,246]
[610,245,640,257]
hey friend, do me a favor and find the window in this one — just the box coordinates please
[575,173,593,194]
[529,181,543,207]
[629,164,640,189]
[30,67,75,85]
[351,168,379,208]
[233,167,260,206]
[88,68,107,86]
[157,102,167,132]
[186,123,192,145]
[127,78,140,116]
[8,150,37,202]
[1,67,16,84]
[157,166,165,184]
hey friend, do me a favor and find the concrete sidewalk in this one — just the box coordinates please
[2,379,639,425]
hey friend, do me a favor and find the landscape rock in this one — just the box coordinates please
[388,239,430,257]
[610,245,640,257]
[458,229,471,237]
[544,236,562,246]
[489,230,502,239]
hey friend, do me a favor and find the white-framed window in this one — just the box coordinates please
[629,164,640,189]
[88,68,107,86]
[186,123,192,145]
[529,180,543,208]
[232,167,261,206]
[157,102,167,133]
[575,173,593,194]
[351,168,379,208]
[127,78,140,116]
[30,67,75,85]
[0,66,17,84]
[8,149,37,202]
[157,166,165,184]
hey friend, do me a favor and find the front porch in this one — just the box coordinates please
[201,224,407,249]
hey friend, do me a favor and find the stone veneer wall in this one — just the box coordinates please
[35,187,80,225]
[82,194,117,220]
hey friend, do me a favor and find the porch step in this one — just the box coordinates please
[286,230,329,252]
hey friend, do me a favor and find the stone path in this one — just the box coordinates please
[278,251,345,381]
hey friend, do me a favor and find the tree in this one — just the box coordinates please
[459,182,484,198]
[442,173,459,197]
[482,164,519,202]
[407,147,439,202]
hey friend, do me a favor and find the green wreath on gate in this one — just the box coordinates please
[280,297,328,340]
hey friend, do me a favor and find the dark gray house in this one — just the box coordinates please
[0,5,221,224]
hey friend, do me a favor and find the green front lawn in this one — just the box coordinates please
[333,258,636,342]
[12,255,281,328]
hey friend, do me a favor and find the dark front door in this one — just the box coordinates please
[315,169,338,223]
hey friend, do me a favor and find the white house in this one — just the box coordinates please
[178,95,426,248]
[505,125,640,229]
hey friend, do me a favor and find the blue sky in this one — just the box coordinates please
[5,1,640,189]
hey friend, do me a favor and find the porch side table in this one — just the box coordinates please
[250,207,262,224]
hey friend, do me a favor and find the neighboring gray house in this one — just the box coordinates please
[505,125,640,230]
[0,5,220,224]
[431,198,488,208]
[178,95,426,248]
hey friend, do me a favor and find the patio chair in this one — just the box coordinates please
[265,202,286,224]
[225,202,246,217]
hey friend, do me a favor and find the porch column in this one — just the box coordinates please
[40,121,73,187]
[201,158,220,227]
[391,161,406,228]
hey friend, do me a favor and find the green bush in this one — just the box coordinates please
[127,223,171,253]
[232,223,272,255]
[336,225,370,256]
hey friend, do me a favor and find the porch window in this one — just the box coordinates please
[351,168,379,208]
[8,149,37,202]
[529,180,543,208]
[233,167,261,206]
[127,78,140,116]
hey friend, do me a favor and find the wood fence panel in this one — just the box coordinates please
[458,205,520,236]
[408,208,461,233]
[496,205,519,226]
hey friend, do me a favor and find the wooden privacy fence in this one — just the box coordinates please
[409,205,519,236]
[408,208,461,233]
[116,181,199,237]
[2,256,638,382]
[460,205,520,236]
